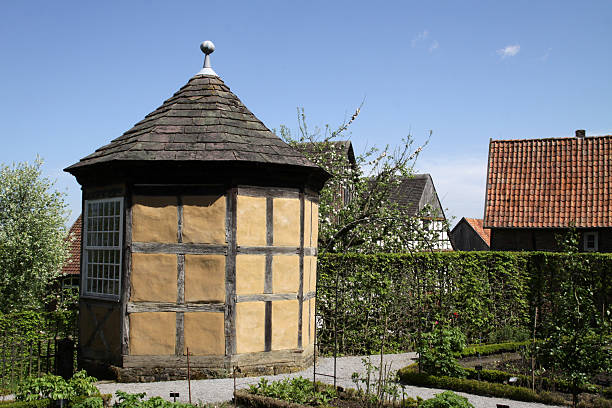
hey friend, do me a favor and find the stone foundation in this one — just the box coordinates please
[81,348,314,383]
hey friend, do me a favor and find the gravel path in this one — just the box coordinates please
[96,353,563,408]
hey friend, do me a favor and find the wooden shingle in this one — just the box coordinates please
[65,75,319,172]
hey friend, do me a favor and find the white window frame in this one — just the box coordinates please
[81,197,124,300]
[583,231,598,252]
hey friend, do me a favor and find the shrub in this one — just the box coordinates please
[417,324,466,378]
[15,370,99,402]
[419,391,474,408]
[455,341,528,358]
[397,368,566,406]
[248,377,336,406]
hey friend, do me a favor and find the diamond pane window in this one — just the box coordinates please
[83,198,123,299]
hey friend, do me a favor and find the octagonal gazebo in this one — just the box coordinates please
[65,41,328,381]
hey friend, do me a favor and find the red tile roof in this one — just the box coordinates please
[61,215,81,275]
[484,135,611,228]
[464,218,491,246]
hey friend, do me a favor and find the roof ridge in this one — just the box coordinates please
[491,134,612,143]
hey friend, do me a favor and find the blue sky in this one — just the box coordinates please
[1,1,611,228]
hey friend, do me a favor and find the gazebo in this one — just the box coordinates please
[65,41,328,381]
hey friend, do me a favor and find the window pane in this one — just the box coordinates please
[84,198,122,297]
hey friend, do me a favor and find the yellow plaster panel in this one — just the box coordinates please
[301,300,309,346]
[131,253,177,302]
[132,196,178,243]
[236,196,266,246]
[312,203,319,248]
[304,256,317,293]
[184,255,225,303]
[236,255,265,295]
[80,304,120,355]
[310,299,316,342]
[182,195,226,244]
[273,198,300,247]
[272,255,299,294]
[130,312,175,355]
[184,312,225,355]
[304,200,312,247]
[272,300,299,350]
[236,302,265,354]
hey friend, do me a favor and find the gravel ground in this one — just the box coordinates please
[96,353,563,408]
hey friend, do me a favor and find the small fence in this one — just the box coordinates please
[0,311,78,392]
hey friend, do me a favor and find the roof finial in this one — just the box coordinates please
[197,40,217,76]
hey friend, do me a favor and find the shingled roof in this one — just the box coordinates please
[62,215,82,276]
[484,134,611,228]
[389,174,445,218]
[65,74,320,172]
[463,218,491,247]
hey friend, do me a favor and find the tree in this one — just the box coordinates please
[0,158,69,313]
[536,229,612,406]
[280,107,443,253]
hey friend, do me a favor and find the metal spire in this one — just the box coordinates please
[196,40,217,76]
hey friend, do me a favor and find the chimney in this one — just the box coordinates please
[575,129,585,138]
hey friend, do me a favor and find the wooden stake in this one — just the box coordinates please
[187,347,192,404]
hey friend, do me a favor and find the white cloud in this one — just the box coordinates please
[496,44,520,58]
[412,30,439,52]
[429,40,439,52]
[539,47,552,61]
[411,30,429,48]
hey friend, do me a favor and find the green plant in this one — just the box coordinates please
[72,396,104,408]
[248,377,336,406]
[487,326,530,343]
[0,399,51,408]
[417,323,466,378]
[316,252,611,355]
[455,341,528,358]
[397,368,566,406]
[15,370,99,402]
[351,357,406,406]
[419,391,474,408]
[535,233,612,407]
[16,374,74,401]
[0,158,70,313]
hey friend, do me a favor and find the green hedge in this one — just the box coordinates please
[0,400,50,408]
[455,341,528,358]
[397,368,566,406]
[317,252,611,355]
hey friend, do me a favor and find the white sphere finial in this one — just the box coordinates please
[197,40,218,76]
[200,40,215,55]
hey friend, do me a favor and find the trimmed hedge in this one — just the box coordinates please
[456,341,528,358]
[317,252,611,355]
[397,368,566,406]
[0,393,111,408]
[0,400,50,408]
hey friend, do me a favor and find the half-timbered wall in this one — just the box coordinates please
[124,186,319,365]
[127,193,227,358]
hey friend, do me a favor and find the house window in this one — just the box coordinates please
[583,231,598,252]
[82,198,123,299]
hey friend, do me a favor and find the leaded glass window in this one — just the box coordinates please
[82,198,123,299]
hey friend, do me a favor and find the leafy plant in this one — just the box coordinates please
[417,323,466,378]
[248,377,336,406]
[72,396,104,408]
[351,357,408,407]
[15,370,99,402]
[419,391,474,408]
